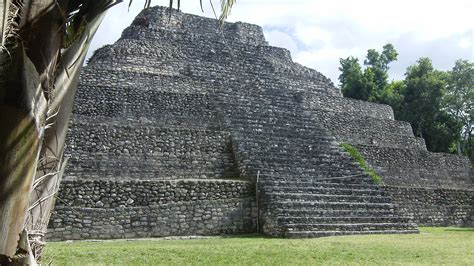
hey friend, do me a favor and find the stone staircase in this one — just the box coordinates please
[261,180,418,237]
[212,84,419,237]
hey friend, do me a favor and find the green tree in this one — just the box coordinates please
[364,44,398,101]
[0,1,235,264]
[444,59,474,157]
[398,57,460,152]
[339,57,367,100]
[339,44,398,102]
[426,112,463,153]
[379,80,405,116]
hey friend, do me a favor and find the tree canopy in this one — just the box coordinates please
[339,46,473,159]
[339,44,398,102]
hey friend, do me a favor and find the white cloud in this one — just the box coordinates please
[294,24,331,47]
[88,0,474,84]
[264,29,300,57]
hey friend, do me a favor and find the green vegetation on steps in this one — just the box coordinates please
[41,227,474,265]
[340,143,382,184]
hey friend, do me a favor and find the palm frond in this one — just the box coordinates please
[128,0,151,10]
[209,0,217,19]
[219,0,236,23]
[63,0,123,48]
[1,0,9,44]
[1,0,21,47]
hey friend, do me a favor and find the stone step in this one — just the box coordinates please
[223,113,328,126]
[285,229,419,238]
[268,201,399,211]
[217,96,313,109]
[239,143,337,155]
[232,134,337,147]
[285,222,416,232]
[238,155,354,168]
[269,208,400,218]
[244,157,362,168]
[229,125,332,137]
[237,147,347,158]
[242,158,362,172]
[243,160,363,171]
[265,193,393,204]
[241,153,355,162]
[245,169,371,183]
[276,216,412,224]
[257,173,374,184]
[261,181,382,190]
[263,186,386,197]
[231,125,332,135]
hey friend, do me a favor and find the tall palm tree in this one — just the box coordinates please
[0,1,235,264]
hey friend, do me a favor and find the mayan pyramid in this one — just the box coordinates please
[47,6,473,240]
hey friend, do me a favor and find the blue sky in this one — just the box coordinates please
[88,0,473,85]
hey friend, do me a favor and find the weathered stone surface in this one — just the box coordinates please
[383,186,473,226]
[48,6,473,240]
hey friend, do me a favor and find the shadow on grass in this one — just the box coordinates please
[421,227,474,233]
[445,227,474,232]
[220,233,273,239]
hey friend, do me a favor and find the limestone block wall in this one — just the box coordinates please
[66,122,238,179]
[67,123,229,157]
[357,145,472,188]
[305,109,426,150]
[73,86,219,127]
[124,7,268,47]
[89,26,336,96]
[57,179,253,208]
[303,93,394,120]
[383,186,474,226]
[79,69,211,94]
[87,45,336,97]
[48,179,256,241]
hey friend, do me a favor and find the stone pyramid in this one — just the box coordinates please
[47,6,473,240]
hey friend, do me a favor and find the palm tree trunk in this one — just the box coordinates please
[26,14,106,260]
[0,46,47,260]
[0,1,63,261]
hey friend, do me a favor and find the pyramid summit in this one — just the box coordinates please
[48,6,473,240]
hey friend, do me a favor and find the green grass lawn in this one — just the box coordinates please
[42,227,474,265]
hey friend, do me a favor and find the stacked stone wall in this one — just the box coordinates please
[357,145,471,188]
[48,179,255,241]
[126,7,268,46]
[89,32,336,96]
[73,86,218,125]
[384,186,474,226]
[305,110,426,149]
[66,122,238,179]
[303,93,394,120]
